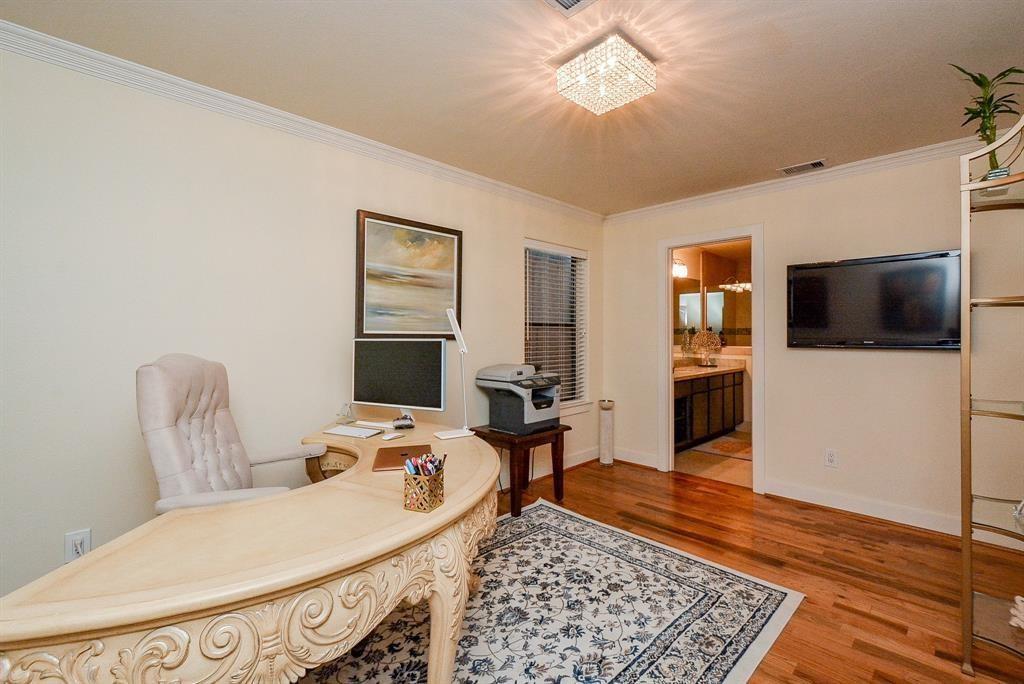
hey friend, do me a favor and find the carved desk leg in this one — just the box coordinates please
[426,491,497,684]
[466,491,497,595]
[427,527,468,684]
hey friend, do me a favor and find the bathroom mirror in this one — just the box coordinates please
[671,240,752,349]
[673,277,701,345]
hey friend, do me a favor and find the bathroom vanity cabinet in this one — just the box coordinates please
[673,368,744,451]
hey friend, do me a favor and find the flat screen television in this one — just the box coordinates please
[787,250,960,350]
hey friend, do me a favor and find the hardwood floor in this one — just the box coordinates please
[497,460,1023,683]
[674,449,753,488]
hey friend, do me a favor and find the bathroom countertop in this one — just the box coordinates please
[673,365,744,381]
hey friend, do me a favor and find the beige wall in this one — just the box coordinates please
[0,52,603,593]
[603,155,968,531]
[3,40,1018,597]
[969,207,1024,520]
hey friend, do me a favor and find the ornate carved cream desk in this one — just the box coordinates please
[0,423,499,683]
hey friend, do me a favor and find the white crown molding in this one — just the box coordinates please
[0,20,986,225]
[0,20,602,223]
[605,136,981,225]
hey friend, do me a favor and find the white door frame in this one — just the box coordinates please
[656,224,766,493]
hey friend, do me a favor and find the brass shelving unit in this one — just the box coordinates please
[960,114,1024,675]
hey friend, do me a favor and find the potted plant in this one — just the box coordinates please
[950,64,1022,173]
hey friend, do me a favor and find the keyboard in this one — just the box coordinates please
[354,420,395,429]
[324,424,382,439]
[433,428,475,440]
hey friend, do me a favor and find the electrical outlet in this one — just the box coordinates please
[64,528,91,563]
[824,448,839,469]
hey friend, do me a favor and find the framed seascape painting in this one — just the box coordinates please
[356,210,462,338]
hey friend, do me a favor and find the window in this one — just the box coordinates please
[524,241,588,403]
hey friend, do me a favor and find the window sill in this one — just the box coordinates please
[560,400,593,417]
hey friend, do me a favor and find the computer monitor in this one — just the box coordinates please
[352,338,446,412]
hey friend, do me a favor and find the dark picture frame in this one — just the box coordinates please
[356,210,463,338]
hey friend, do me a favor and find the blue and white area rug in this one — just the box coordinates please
[305,500,802,683]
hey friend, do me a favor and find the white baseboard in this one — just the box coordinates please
[600,448,959,537]
[566,447,599,469]
[614,448,661,470]
[498,447,598,485]
[763,478,959,536]
[604,461,1019,549]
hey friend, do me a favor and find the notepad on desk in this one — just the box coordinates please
[324,424,382,439]
[373,444,432,471]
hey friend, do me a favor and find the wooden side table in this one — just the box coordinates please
[470,424,571,517]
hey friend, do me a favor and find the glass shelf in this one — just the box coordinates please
[965,171,1024,193]
[971,296,1024,308]
[973,592,1024,658]
[972,200,1024,213]
[961,118,1024,673]
[972,496,1024,542]
[970,176,1024,212]
[971,398,1024,421]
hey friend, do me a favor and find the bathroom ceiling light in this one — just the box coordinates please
[672,261,688,279]
[556,34,656,115]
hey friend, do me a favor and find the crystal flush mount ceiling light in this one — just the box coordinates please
[719,278,752,293]
[556,34,656,115]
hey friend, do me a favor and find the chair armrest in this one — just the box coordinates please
[155,487,289,514]
[249,443,327,466]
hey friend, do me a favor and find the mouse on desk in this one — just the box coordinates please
[382,432,404,441]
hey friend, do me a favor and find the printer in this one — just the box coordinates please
[475,364,561,435]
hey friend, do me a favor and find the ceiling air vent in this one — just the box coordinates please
[777,159,827,176]
[541,0,600,18]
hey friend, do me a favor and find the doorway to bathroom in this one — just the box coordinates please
[656,225,765,493]
[671,238,752,487]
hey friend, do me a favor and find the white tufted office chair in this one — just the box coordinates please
[136,353,326,515]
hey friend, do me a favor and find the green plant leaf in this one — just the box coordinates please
[993,66,1024,82]
[950,63,986,88]
[952,64,1020,147]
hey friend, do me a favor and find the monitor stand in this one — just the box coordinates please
[435,426,474,440]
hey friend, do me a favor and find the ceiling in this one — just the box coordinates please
[673,238,750,273]
[2,0,1022,215]
[692,238,751,264]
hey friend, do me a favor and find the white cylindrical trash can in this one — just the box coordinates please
[599,399,615,466]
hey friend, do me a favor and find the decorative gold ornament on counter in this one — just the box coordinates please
[692,327,722,367]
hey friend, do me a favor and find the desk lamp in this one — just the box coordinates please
[434,308,474,440]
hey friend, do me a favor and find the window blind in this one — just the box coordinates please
[524,245,588,403]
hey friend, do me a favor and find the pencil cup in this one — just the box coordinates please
[404,471,444,512]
